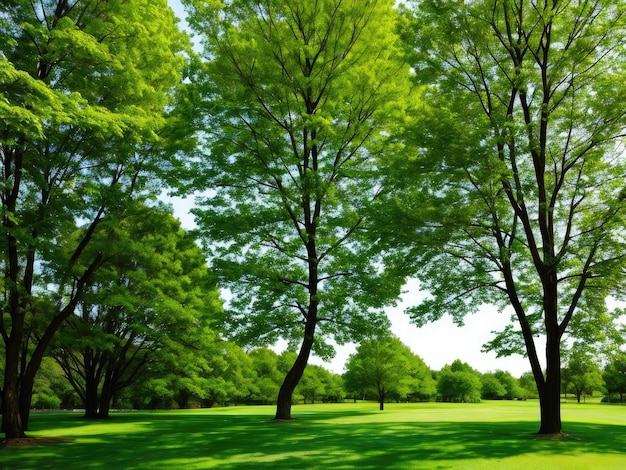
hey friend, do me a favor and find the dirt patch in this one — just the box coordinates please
[1,437,73,448]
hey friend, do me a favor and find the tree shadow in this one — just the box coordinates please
[2,408,625,469]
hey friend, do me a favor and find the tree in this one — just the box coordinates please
[181,0,412,420]
[436,360,482,403]
[344,336,434,410]
[297,365,327,404]
[51,207,221,418]
[399,0,626,434]
[493,370,526,400]
[481,373,507,400]
[603,352,626,402]
[0,0,189,438]
[31,357,79,410]
[561,346,603,403]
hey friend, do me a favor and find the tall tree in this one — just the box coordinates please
[399,0,626,434]
[182,0,412,419]
[343,336,435,410]
[0,0,188,438]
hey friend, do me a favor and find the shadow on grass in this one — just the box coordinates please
[2,408,625,469]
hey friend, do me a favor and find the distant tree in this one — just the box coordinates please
[480,374,507,400]
[248,349,284,405]
[436,360,482,403]
[493,370,526,400]
[561,347,604,403]
[297,365,327,404]
[603,353,626,402]
[344,336,434,410]
[321,372,345,403]
[31,357,79,410]
[182,0,412,420]
[518,372,539,400]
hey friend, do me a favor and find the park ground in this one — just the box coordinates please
[1,400,625,469]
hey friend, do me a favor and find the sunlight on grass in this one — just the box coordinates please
[1,401,625,469]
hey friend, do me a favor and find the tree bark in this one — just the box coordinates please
[537,298,562,435]
[275,320,316,420]
[1,318,26,438]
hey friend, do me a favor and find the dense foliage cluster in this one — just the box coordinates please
[29,337,626,411]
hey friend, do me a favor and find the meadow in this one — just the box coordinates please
[1,400,625,469]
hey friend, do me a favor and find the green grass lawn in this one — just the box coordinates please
[1,400,625,469]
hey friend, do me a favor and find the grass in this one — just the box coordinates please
[1,400,625,469]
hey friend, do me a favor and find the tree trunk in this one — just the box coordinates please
[275,322,316,420]
[98,395,111,419]
[98,373,114,419]
[1,323,26,438]
[537,321,562,434]
[1,367,24,438]
[84,375,100,419]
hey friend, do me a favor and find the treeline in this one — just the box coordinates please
[30,337,626,412]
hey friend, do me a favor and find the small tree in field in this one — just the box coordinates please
[344,336,434,410]
[561,346,604,403]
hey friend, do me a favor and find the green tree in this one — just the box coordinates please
[344,336,434,410]
[51,207,221,418]
[519,372,539,399]
[399,0,626,434]
[248,348,284,405]
[297,365,327,404]
[31,357,79,410]
[603,352,626,402]
[0,0,189,438]
[493,370,526,400]
[436,361,482,403]
[181,0,412,420]
[481,373,507,400]
[561,346,604,403]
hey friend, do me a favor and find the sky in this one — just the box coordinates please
[163,0,540,377]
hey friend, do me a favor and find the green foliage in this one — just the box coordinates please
[436,360,482,403]
[480,374,507,400]
[561,346,604,403]
[180,0,412,357]
[518,372,540,400]
[51,205,222,417]
[344,336,435,408]
[603,352,626,402]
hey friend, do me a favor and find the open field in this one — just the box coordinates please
[1,401,625,469]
